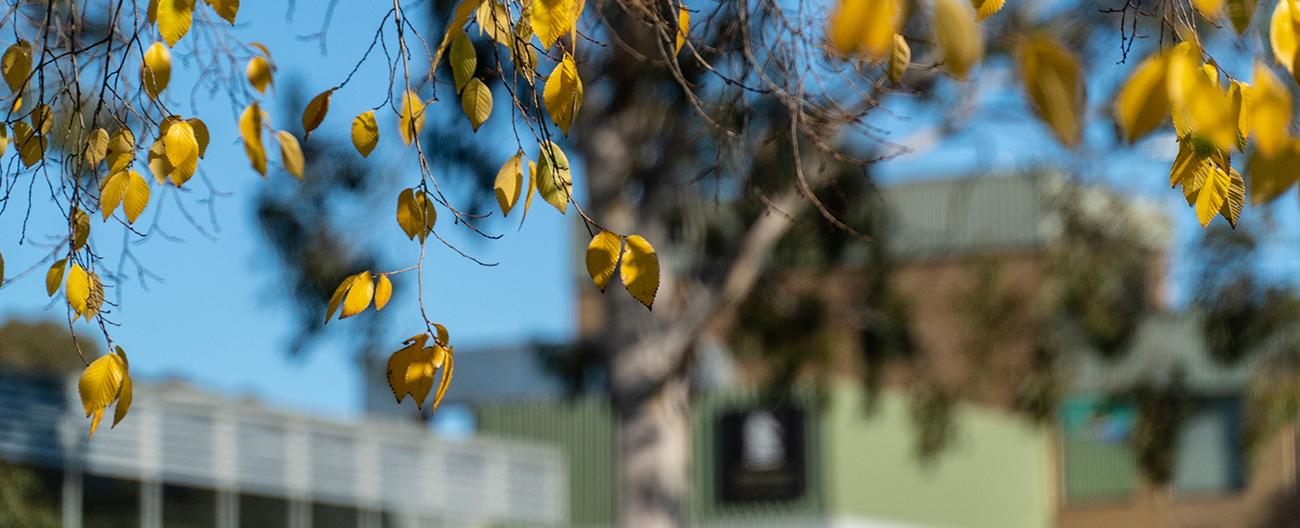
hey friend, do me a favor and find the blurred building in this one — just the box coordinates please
[0,370,566,528]
[358,173,1300,528]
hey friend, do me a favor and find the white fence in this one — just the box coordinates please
[0,373,567,527]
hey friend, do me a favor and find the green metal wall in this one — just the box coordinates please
[477,384,1053,527]
[822,386,1054,528]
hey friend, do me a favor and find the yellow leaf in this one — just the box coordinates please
[396,188,437,241]
[0,126,8,158]
[972,0,1005,19]
[107,129,136,173]
[620,235,659,309]
[83,272,105,322]
[67,263,91,316]
[340,271,375,319]
[277,131,305,180]
[46,259,66,297]
[433,0,487,74]
[543,53,583,134]
[430,346,455,412]
[433,323,451,347]
[452,32,477,93]
[495,151,524,216]
[71,209,90,251]
[375,274,393,311]
[1017,35,1085,147]
[79,351,127,438]
[13,121,46,168]
[123,171,150,224]
[147,140,171,185]
[1220,167,1245,227]
[521,160,537,226]
[476,0,514,46]
[112,362,133,428]
[163,119,198,168]
[84,128,110,167]
[246,56,274,93]
[828,0,897,61]
[406,346,439,408]
[1249,62,1292,158]
[351,111,379,157]
[204,0,239,24]
[302,89,333,140]
[1247,141,1300,204]
[399,90,426,146]
[461,78,493,131]
[157,0,195,47]
[531,0,583,49]
[142,42,171,99]
[535,141,572,213]
[187,117,210,158]
[1227,0,1257,34]
[1115,51,1171,143]
[1193,0,1225,19]
[1273,0,1300,75]
[676,8,690,55]
[324,275,353,323]
[586,230,621,292]
[889,34,910,85]
[933,0,984,79]
[100,171,128,221]
[240,102,267,176]
[1195,161,1233,226]
[386,334,429,403]
[2,40,32,93]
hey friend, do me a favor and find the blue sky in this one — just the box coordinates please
[4,2,1299,422]
[0,2,574,419]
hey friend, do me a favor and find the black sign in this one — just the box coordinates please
[716,404,807,504]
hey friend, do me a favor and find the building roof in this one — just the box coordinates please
[883,173,1170,259]
[1064,312,1259,395]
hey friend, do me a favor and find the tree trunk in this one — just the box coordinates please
[613,358,691,528]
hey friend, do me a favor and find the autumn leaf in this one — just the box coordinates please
[247,56,274,93]
[452,32,477,93]
[586,230,622,291]
[396,188,437,241]
[933,0,984,79]
[535,141,572,213]
[2,40,32,93]
[143,42,171,99]
[828,0,897,61]
[531,0,583,49]
[205,0,239,25]
[122,171,151,224]
[107,129,136,173]
[1227,0,1256,34]
[495,151,525,216]
[302,89,333,140]
[1017,35,1085,147]
[889,34,910,85]
[241,102,267,176]
[620,235,659,309]
[79,347,131,438]
[1247,62,1292,158]
[13,121,46,168]
[399,90,426,145]
[157,0,195,47]
[1247,141,1300,204]
[543,53,583,134]
[972,0,1005,20]
[461,78,493,131]
[71,209,90,251]
[352,111,379,157]
[375,274,393,311]
[476,0,514,46]
[46,259,66,297]
[84,128,110,167]
[1114,51,1171,143]
[277,131,305,180]
[340,271,375,319]
[433,0,487,72]
[100,171,129,221]
[66,263,91,316]
[1272,0,1300,76]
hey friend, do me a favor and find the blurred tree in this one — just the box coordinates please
[0,319,100,375]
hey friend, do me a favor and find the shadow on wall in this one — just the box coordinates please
[1255,487,1300,528]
